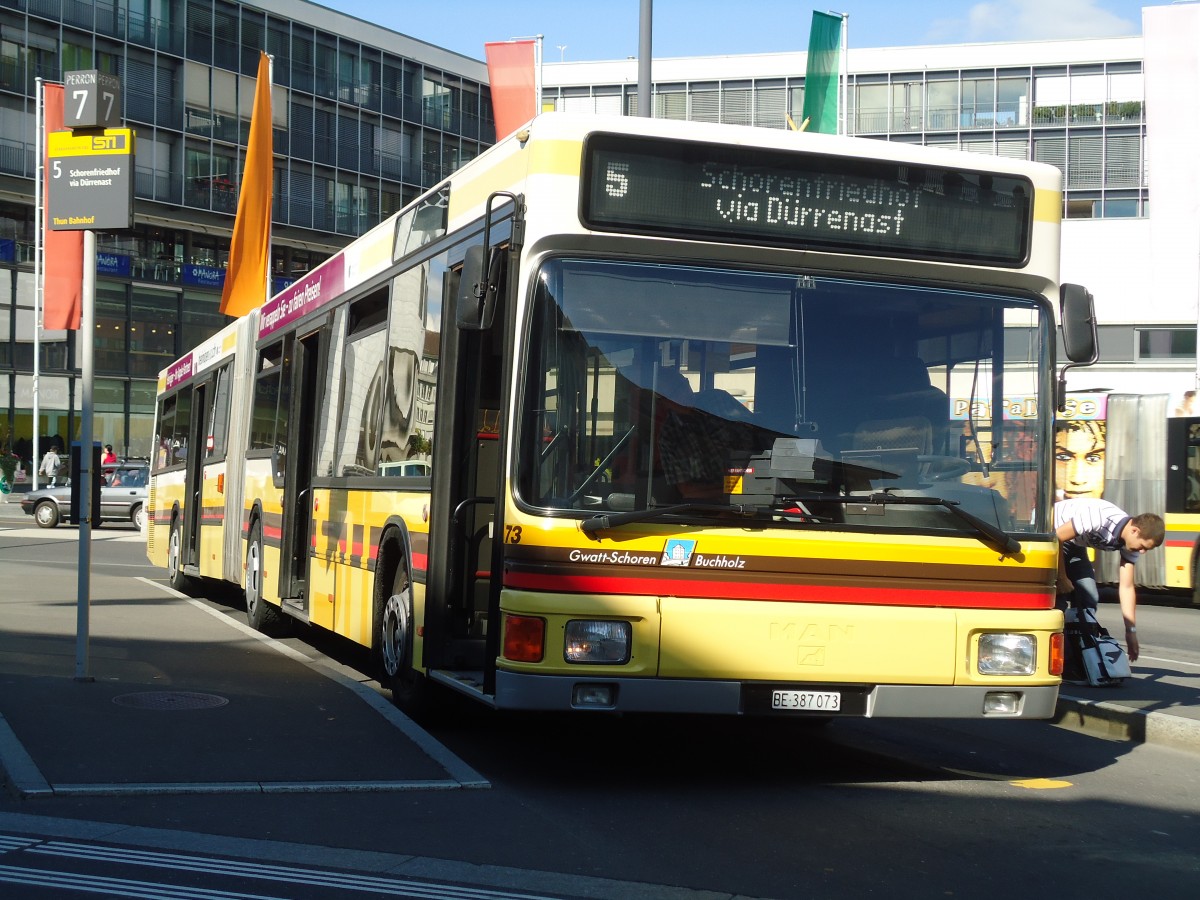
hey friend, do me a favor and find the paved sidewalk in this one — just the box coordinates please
[0,563,486,799]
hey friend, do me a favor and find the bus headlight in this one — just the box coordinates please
[564,620,631,664]
[978,633,1036,676]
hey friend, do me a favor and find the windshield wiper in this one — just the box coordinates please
[767,490,1019,555]
[853,492,1020,555]
[581,502,764,536]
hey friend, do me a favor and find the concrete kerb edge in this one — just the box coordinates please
[1054,694,1200,753]
[0,714,53,798]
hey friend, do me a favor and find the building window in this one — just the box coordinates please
[1137,329,1196,361]
[1103,198,1139,217]
[1068,134,1102,189]
[961,77,996,129]
[855,82,888,133]
[926,80,958,131]
[997,76,1029,127]
[95,287,129,376]
[1105,133,1142,187]
[890,81,922,132]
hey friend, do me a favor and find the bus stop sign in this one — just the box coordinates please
[46,128,135,231]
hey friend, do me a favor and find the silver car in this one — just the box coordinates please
[19,462,149,530]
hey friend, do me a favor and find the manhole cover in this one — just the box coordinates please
[112,691,229,710]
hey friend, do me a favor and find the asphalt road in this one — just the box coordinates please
[2,508,1199,899]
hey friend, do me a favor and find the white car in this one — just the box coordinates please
[379,460,432,478]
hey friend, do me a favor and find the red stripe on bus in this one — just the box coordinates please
[502,571,1052,608]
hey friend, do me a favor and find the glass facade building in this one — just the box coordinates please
[0,0,492,475]
[544,42,1147,221]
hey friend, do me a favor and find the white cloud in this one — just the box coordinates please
[928,0,1139,44]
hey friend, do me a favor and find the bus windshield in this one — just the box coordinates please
[517,258,1050,536]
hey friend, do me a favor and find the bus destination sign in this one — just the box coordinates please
[583,134,1034,267]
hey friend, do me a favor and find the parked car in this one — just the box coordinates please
[379,460,432,478]
[19,462,149,530]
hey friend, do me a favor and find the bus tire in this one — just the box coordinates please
[1192,551,1200,607]
[167,518,191,591]
[245,518,281,632]
[376,549,430,717]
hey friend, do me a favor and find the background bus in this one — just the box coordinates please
[149,113,1097,721]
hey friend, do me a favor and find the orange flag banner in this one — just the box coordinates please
[219,51,274,318]
[484,40,537,141]
[42,83,83,331]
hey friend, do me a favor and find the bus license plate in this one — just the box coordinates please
[771,690,841,712]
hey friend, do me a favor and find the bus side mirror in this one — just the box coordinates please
[455,244,503,331]
[1060,283,1098,364]
[1057,283,1099,412]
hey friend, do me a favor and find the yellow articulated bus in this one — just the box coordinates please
[149,112,1099,720]
[1165,416,1200,599]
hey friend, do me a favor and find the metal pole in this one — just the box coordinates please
[638,0,652,117]
[535,34,544,118]
[839,12,849,136]
[33,78,43,490]
[74,229,96,683]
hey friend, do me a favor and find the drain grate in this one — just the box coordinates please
[112,691,229,711]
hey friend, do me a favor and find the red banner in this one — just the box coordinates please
[220,51,274,318]
[42,83,83,331]
[484,40,537,141]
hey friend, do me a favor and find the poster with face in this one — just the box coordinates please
[1055,419,1106,501]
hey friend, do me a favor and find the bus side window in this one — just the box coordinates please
[1188,446,1200,510]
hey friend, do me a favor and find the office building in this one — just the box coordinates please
[0,0,491,472]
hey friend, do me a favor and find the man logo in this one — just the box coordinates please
[797,646,826,666]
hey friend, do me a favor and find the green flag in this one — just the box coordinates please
[801,11,843,134]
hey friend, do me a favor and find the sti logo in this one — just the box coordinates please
[91,133,127,151]
[661,538,695,567]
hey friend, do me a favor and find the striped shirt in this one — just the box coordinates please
[1053,498,1139,564]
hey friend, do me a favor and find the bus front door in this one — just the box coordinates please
[425,238,513,694]
[181,380,207,569]
[277,330,323,610]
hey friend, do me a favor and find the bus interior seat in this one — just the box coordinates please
[854,355,950,455]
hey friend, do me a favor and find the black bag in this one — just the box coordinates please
[1063,608,1131,687]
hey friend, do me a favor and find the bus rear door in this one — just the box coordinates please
[277,328,325,610]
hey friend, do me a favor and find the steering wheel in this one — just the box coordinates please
[918,455,971,481]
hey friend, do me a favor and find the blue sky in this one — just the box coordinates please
[317,0,1154,61]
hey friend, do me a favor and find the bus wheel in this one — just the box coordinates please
[1192,552,1200,607]
[377,558,429,716]
[245,518,281,632]
[167,519,190,591]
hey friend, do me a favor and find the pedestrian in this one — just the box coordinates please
[1054,497,1164,662]
[40,444,62,487]
[101,444,117,465]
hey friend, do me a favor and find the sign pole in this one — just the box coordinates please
[50,70,129,684]
[74,228,96,682]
